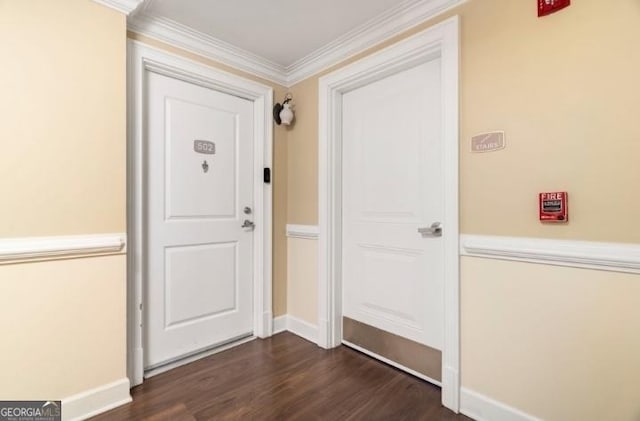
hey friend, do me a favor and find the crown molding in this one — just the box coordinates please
[92,0,145,15]
[285,0,466,85]
[127,14,289,86]
[126,0,465,87]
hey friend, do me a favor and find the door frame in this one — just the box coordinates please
[127,40,274,386]
[317,16,460,411]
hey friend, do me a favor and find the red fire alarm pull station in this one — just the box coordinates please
[539,192,568,222]
[538,0,570,17]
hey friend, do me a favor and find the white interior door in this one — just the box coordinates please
[342,58,444,383]
[144,71,254,369]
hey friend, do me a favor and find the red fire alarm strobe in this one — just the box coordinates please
[538,0,570,17]
[539,192,568,223]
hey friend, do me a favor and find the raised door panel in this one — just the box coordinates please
[165,98,238,220]
[164,242,238,329]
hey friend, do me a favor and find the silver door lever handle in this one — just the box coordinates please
[418,222,442,237]
[241,219,255,230]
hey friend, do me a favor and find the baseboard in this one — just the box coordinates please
[62,378,131,421]
[273,315,288,334]
[285,315,319,344]
[272,315,319,344]
[460,387,541,421]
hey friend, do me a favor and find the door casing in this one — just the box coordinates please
[127,40,274,386]
[317,16,460,412]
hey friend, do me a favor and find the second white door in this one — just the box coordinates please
[144,71,255,370]
[342,58,444,384]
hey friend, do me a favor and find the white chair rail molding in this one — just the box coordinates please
[460,234,640,274]
[0,233,126,263]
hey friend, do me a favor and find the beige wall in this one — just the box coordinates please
[286,238,318,324]
[285,0,640,419]
[461,257,640,421]
[287,0,640,241]
[0,255,127,399]
[458,0,640,243]
[0,0,128,400]
[286,76,319,224]
[4,0,637,416]
[0,0,126,237]
[127,33,290,317]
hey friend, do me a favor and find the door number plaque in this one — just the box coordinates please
[194,140,216,154]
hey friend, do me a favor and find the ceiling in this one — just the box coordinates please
[135,0,408,67]
[128,0,461,85]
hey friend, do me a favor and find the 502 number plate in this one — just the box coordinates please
[194,140,216,154]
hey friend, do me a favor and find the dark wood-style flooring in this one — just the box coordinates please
[93,332,471,420]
